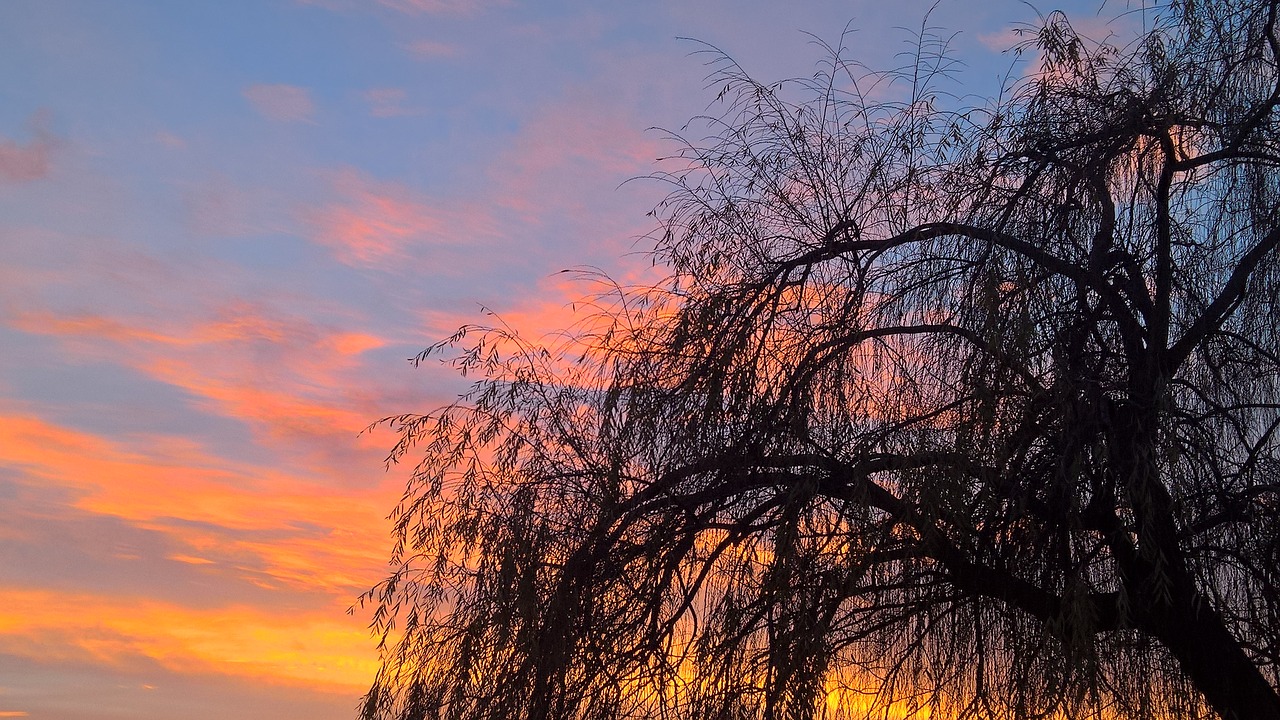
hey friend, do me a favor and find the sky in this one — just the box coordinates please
[0,1,1105,718]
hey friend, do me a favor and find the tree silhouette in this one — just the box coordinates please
[359,2,1280,718]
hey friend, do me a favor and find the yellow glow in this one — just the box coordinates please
[0,407,393,698]
[0,588,377,692]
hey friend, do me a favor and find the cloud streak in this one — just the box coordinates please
[363,88,418,117]
[243,84,316,123]
[376,0,504,14]
[402,39,457,58]
[304,168,504,270]
[7,301,398,461]
[0,587,375,692]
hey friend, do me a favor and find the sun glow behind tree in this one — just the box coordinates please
[362,2,1280,719]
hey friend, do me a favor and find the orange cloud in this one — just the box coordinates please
[0,403,400,712]
[0,408,396,596]
[0,111,55,184]
[243,84,316,123]
[9,302,392,449]
[12,311,175,346]
[0,587,376,692]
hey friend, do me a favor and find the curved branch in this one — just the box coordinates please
[779,222,1147,355]
[1168,225,1280,368]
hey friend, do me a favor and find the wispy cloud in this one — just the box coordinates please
[402,39,457,58]
[304,168,501,269]
[0,406,397,601]
[0,111,55,184]
[977,26,1022,53]
[977,13,1141,79]
[362,87,418,117]
[486,90,666,253]
[154,130,187,149]
[243,84,316,123]
[182,173,292,238]
[297,0,503,16]
[376,0,505,15]
[305,172,441,265]
[8,302,391,448]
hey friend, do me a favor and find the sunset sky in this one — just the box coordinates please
[0,1,1104,718]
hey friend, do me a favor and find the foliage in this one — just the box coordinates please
[359,2,1280,718]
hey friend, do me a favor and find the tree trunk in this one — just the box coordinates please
[1116,396,1280,720]
[1148,587,1280,720]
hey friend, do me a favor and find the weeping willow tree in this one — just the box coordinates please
[358,2,1280,718]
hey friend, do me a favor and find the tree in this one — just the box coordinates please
[359,2,1280,718]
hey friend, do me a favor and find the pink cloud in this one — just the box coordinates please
[978,12,1141,78]
[0,224,438,472]
[154,130,186,149]
[977,27,1021,53]
[362,87,417,117]
[242,84,315,123]
[403,39,457,58]
[304,168,501,269]
[7,301,395,454]
[0,111,55,184]
[306,172,439,265]
[297,0,501,15]
[489,91,666,231]
[376,0,503,14]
